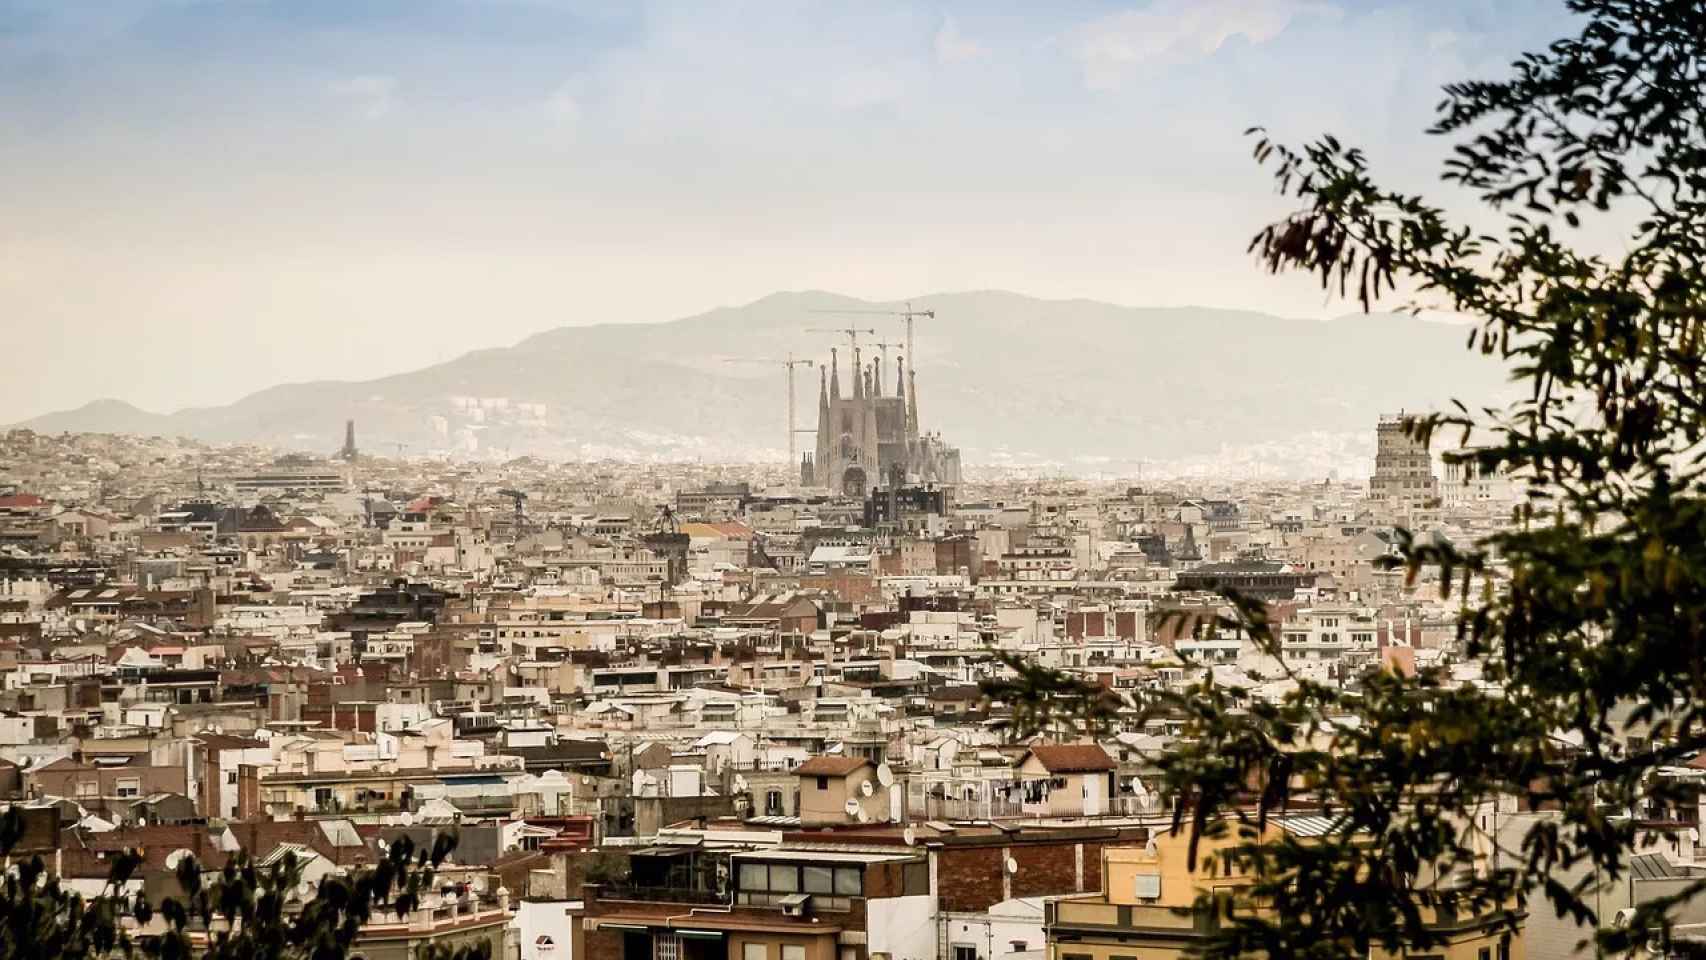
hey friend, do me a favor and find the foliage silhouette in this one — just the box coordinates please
[0,808,489,960]
[989,1,1706,956]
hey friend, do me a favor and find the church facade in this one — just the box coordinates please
[802,348,962,497]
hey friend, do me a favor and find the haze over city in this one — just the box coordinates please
[6,0,1571,420]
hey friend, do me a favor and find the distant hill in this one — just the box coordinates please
[12,291,1509,471]
[22,398,177,437]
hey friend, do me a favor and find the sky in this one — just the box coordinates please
[1,0,1578,419]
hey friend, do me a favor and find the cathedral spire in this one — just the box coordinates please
[896,355,905,398]
[852,346,864,399]
[814,363,831,490]
[870,359,882,397]
[907,368,919,439]
[829,348,840,400]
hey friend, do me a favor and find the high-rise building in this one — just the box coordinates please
[1369,414,1438,507]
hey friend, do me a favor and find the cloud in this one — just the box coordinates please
[545,84,581,124]
[1071,0,1335,90]
[328,74,398,118]
[933,15,987,65]
[830,65,905,109]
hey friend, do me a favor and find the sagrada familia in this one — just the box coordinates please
[801,347,962,497]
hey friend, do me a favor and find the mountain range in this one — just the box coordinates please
[13,291,1509,474]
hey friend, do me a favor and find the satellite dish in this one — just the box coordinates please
[860,779,876,798]
[844,798,862,816]
[734,775,749,793]
[876,763,895,787]
[902,826,917,846]
[1005,857,1019,875]
[856,807,871,823]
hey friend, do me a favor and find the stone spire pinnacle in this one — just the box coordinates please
[829,348,840,400]
[896,355,905,398]
[907,368,919,438]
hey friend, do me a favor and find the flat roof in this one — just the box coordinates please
[729,849,915,865]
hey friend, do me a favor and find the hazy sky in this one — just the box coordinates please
[2,0,1574,419]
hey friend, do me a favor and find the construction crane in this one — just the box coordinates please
[725,353,815,466]
[810,301,935,380]
[806,326,877,351]
[870,340,903,365]
[861,341,902,395]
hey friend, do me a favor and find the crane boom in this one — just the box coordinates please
[809,301,934,379]
[805,327,876,351]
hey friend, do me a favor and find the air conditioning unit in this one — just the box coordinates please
[780,893,812,917]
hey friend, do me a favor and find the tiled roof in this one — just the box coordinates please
[795,756,870,777]
[1024,744,1116,774]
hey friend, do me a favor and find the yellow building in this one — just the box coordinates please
[1046,816,1524,960]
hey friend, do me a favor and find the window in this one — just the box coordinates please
[1479,950,1491,960]
[115,777,141,798]
[816,776,829,790]
[742,947,766,960]
[953,947,978,960]
[833,867,861,896]
[227,771,240,785]
[904,861,929,896]
[782,948,805,960]
[803,866,834,894]
[739,861,859,908]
